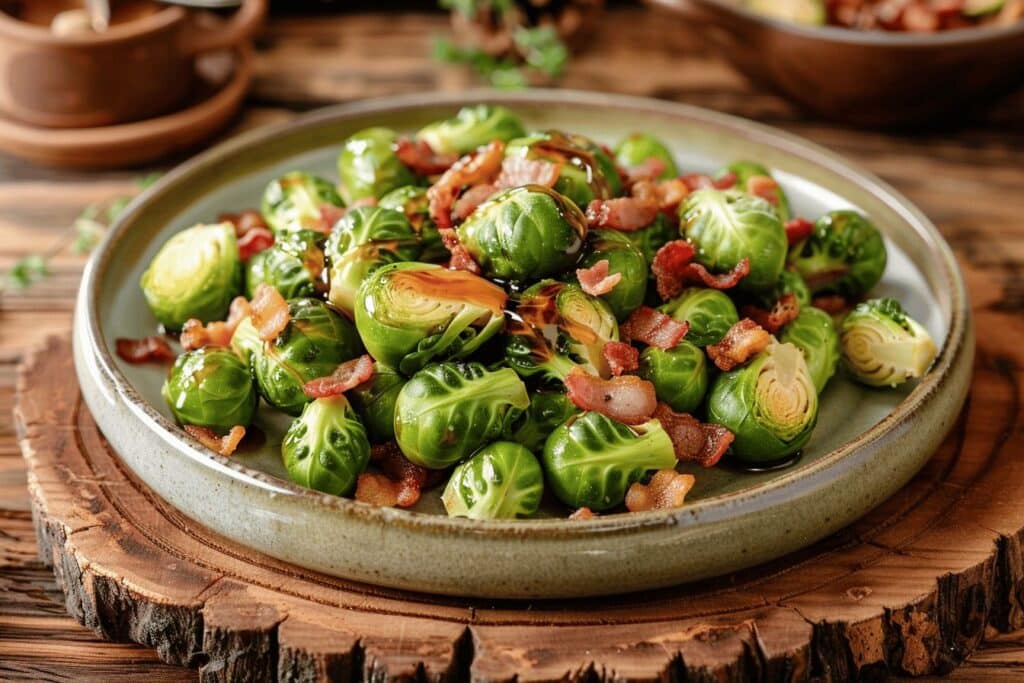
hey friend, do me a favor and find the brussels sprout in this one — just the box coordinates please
[441,442,543,519]
[281,395,370,496]
[337,127,416,204]
[505,131,622,208]
[787,210,887,299]
[162,347,256,432]
[417,104,527,155]
[573,229,648,320]
[614,133,679,180]
[140,223,242,330]
[719,160,791,222]
[245,230,324,300]
[456,185,587,282]
[378,185,447,262]
[753,269,811,311]
[347,363,406,443]
[250,298,365,416]
[354,262,507,375]
[708,341,819,464]
[638,341,708,413]
[659,287,739,347]
[779,307,840,393]
[840,298,937,388]
[261,171,344,236]
[510,391,580,453]
[324,206,422,315]
[623,212,678,266]
[542,412,676,511]
[230,315,261,365]
[394,362,530,469]
[680,188,788,292]
[505,280,620,383]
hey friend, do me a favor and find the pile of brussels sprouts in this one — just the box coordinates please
[140,104,938,520]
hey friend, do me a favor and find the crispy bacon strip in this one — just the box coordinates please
[237,227,274,261]
[653,403,733,468]
[585,197,660,231]
[438,227,481,273]
[620,306,690,350]
[625,469,696,512]
[180,296,251,351]
[661,258,750,299]
[741,293,801,335]
[564,367,657,426]
[355,473,405,508]
[812,294,849,315]
[569,507,596,521]
[250,283,290,342]
[681,172,736,192]
[784,217,815,246]
[317,204,347,233]
[631,177,689,215]
[427,140,505,229]
[706,319,772,371]
[603,341,640,377]
[218,209,268,237]
[395,137,459,175]
[651,240,696,300]
[451,184,497,222]
[115,335,175,364]
[746,174,780,205]
[303,355,375,398]
[184,425,246,457]
[355,442,440,508]
[624,158,667,185]
[495,156,562,190]
[576,259,622,297]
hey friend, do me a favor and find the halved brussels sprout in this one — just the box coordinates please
[753,269,811,310]
[250,298,365,416]
[510,391,580,453]
[378,185,447,262]
[324,206,422,315]
[638,340,708,413]
[680,188,788,292]
[162,347,256,433]
[840,298,937,388]
[542,412,676,510]
[141,222,242,330]
[505,280,619,383]
[245,230,324,300]
[281,395,370,496]
[719,160,791,222]
[779,307,840,393]
[347,363,406,443]
[787,210,887,299]
[708,341,819,464]
[573,229,648,320]
[441,441,544,519]
[417,104,527,155]
[505,130,622,208]
[337,127,416,204]
[394,362,530,469]
[659,287,739,347]
[456,185,587,282]
[614,133,678,180]
[261,171,344,236]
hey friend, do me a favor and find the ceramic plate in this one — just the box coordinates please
[73,90,973,598]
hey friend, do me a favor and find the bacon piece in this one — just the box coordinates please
[237,227,274,261]
[624,158,667,184]
[653,403,733,468]
[317,204,347,234]
[569,507,596,521]
[585,197,660,231]
[706,319,772,371]
[651,240,697,300]
[249,283,290,342]
[784,217,815,246]
[746,174,780,205]
[427,140,506,229]
[620,306,690,350]
[741,293,801,335]
[184,425,246,456]
[451,184,497,222]
[667,258,750,298]
[681,172,736,192]
[625,469,696,512]
[812,294,849,315]
[303,355,375,398]
[564,367,657,426]
[603,341,640,377]
[576,259,621,297]
[218,209,268,237]
[631,177,689,215]
[438,227,481,273]
[355,473,405,508]
[180,296,251,351]
[395,137,459,175]
[494,156,562,190]
[356,442,441,508]
[115,335,175,364]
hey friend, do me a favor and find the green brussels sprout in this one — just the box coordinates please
[140,223,242,330]
[680,188,788,292]
[708,341,819,464]
[779,307,840,393]
[622,212,678,265]
[659,287,739,347]
[505,280,619,383]
[245,230,324,300]
[638,340,708,413]
[394,362,530,469]
[719,160,791,222]
[787,210,887,299]
[753,269,811,311]
[614,133,678,180]
[840,298,937,388]
[417,104,527,155]
[510,391,580,453]
[347,363,406,443]
[162,347,256,433]
[250,298,365,416]
[505,131,622,208]
[354,262,508,376]
[378,185,447,262]
[324,206,422,315]
[573,229,648,321]
[542,412,677,511]
[337,127,416,204]
[456,185,587,282]
[441,441,544,519]
[230,315,261,366]
[261,171,345,236]
[281,395,370,496]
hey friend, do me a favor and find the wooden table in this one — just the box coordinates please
[2,8,1023,681]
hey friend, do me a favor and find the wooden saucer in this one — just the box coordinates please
[0,46,252,169]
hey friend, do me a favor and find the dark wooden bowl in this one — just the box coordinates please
[645,0,1024,127]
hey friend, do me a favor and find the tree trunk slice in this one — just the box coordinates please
[15,335,1023,682]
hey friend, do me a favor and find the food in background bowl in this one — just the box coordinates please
[743,0,1023,32]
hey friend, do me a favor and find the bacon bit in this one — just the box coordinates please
[651,240,697,300]
[317,204,347,234]
[237,227,274,261]
[706,319,772,371]
[603,341,640,377]
[624,158,667,184]
[438,226,481,274]
[249,283,290,342]
[569,507,596,521]
[625,469,696,512]
[303,355,375,398]
[356,442,441,508]
[746,174,780,205]
[495,156,562,190]
[653,403,733,468]
[355,473,405,508]
[184,424,246,456]
[115,335,176,364]
[585,197,660,231]
[632,178,689,215]
[218,209,268,237]
[620,306,690,350]
[564,367,657,426]
[812,294,850,315]
[741,293,801,335]
[784,217,815,246]
[681,172,736,192]
[395,137,459,175]
[451,184,498,222]
[681,259,751,292]
[428,140,506,229]
[576,259,622,297]
[180,297,252,351]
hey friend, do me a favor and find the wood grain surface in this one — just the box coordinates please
[1,7,1023,681]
